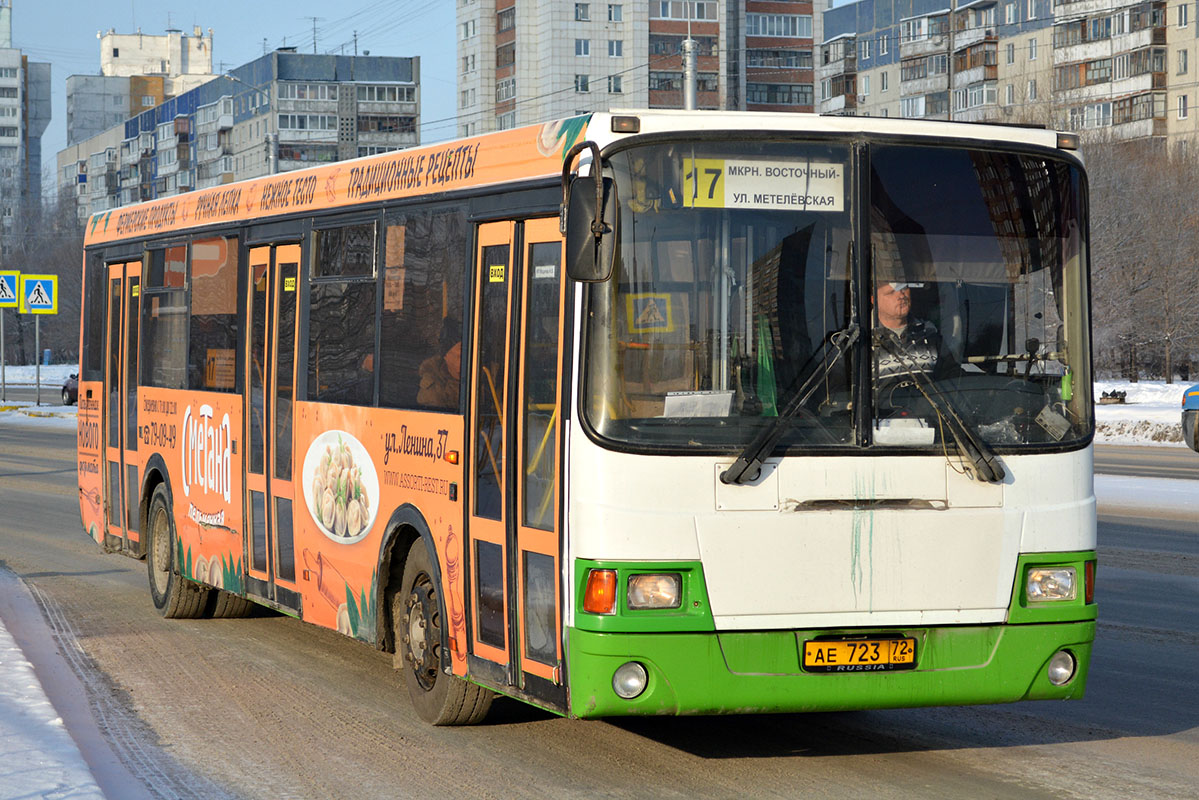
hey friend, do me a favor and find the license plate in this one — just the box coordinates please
[802,637,917,673]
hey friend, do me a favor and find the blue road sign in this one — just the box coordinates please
[19,274,57,315]
[0,270,17,308]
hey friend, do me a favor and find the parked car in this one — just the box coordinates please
[1183,384,1199,452]
[62,373,78,405]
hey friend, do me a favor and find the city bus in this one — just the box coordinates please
[76,110,1096,724]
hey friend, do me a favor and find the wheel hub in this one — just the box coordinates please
[403,581,439,691]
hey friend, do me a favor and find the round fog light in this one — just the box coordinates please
[612,661,648,699]
[1047,650,1076,686]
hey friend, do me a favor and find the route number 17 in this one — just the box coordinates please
[683,158,725,208]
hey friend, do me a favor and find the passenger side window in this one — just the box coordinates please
[308,221,378,405]
[141,244,188,389]
[378,205,468,410]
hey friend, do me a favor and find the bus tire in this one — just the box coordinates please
[394,539,493,725]
[207,590,254,619]
[146,484,209,619]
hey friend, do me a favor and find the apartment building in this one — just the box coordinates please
[66,26,217,147]
[456,0,822,136]
[0,0,50,222]
[820,0,1199,148]
[58,50,420,219]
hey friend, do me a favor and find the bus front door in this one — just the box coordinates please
[467,219,567,708]
[244,243,302,612]
[103,260,141,555]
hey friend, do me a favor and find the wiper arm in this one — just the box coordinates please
[720,324,859,486]
[873,330,1005,484]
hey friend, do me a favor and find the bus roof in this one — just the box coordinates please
[84,109,1071,248]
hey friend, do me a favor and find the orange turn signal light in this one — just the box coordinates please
[1085,560,1096,604]
[445,450,460,465]
[583,569,617,614]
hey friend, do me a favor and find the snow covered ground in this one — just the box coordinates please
[0,368,1195,798]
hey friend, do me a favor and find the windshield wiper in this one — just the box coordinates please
[720,324,859,486]
[872,330,1005,484]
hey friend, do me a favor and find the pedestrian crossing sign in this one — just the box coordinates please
[19,274,57,315]
[0,270,18,308]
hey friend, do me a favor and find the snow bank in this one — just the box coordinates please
[1093,379,1192,446]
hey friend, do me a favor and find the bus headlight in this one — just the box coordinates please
[613,662,648,699]
[627,573,681,609]
[1047,650,1076,686]
[1026,567,1077,602]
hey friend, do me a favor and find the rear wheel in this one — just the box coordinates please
[207,590,254,618]
[146,484,209,619]
[394,539,493,725]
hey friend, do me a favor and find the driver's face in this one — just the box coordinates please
[875,283,912,328]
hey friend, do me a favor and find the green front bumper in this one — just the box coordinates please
[567,620,1094,718]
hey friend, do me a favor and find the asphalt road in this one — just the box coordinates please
[0,384,68,405]
[1,425,1195,800]
[1094,443,1199,479]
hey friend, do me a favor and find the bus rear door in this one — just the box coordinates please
[467,218,568,709]
[103,260,141,554]
[244,243,303,612]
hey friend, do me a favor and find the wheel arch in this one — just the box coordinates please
[376,504,448,659]
[137,453,174,560]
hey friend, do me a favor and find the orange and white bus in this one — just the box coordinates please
[78,111,1096,724]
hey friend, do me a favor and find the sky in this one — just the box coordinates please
[9,0,457,190]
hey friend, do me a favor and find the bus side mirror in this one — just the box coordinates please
[565,176,619,283]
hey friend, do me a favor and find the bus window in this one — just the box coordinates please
[189,236,240,392]
[141,245,188,390]
[378,206,468,410]
[309,222,378,405]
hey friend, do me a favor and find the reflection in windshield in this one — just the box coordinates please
[583,139,1091,454]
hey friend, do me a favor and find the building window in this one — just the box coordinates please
[745,82,814,106]
[112,48,119,58]
[858,39,871,60]
[608,4,622,22]
[1005,3,1016,24]
[1180,49,1189,74]
[574,74,590,92]
[1029,38,1037,60]
[461,20,476,39]
[649,71,679,90]
[1028,79,1037,100]
[497,7,515,32]
[1180,94,1189,118]
[745,13,812,37]
[1025,0,1034,20]
[576,39,590,57]
[575,3,590,21]
[653,1,717,20]
[1181,5,1190,27]
[881,71,889,92]
[496,78,516,102]
[1006,43,1015,64]
[462,54,476,74]
[746,49,813,68]
[609,39,623,57]
[497,43,515,68]
[879,34,889,55]
[1006,83,1014,104]
[861,75,871,96]
[608,75,623,93]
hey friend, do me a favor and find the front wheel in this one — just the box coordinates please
[146,484,209,619]
[393,539,493,725]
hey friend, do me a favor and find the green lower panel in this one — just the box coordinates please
[567,621,1094,718]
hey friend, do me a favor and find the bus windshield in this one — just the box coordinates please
[583,138,1092,453]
